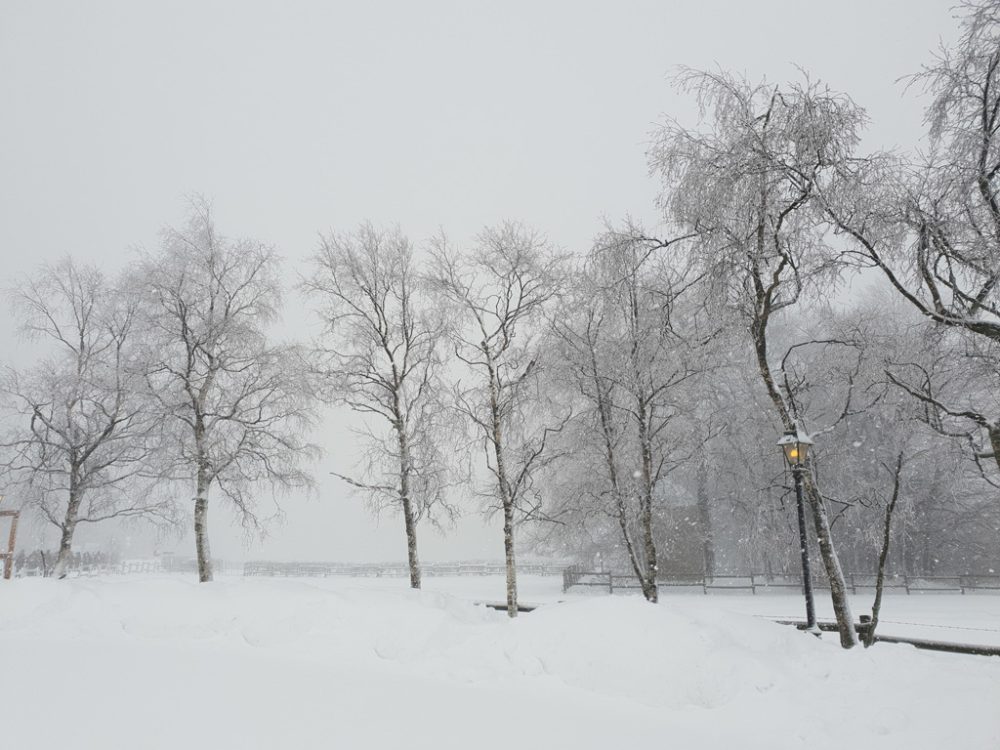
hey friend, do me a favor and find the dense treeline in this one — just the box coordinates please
[3,0,1000,645]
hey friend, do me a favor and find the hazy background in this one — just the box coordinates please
[0,0,954,562]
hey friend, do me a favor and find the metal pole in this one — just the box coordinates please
[793,467,817,631]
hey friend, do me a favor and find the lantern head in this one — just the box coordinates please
[777,427,814,467]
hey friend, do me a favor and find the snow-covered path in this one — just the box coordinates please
[388,573,1000,646]
[1,576,998,749]
[336,572,1000,647]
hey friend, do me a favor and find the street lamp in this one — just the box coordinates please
[777,426,818,633]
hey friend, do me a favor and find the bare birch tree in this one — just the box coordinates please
[548,224,710,602]
[823,1,1000,483]
[0,259,172,578]
[136,200,317,582]
[651,70,863,646]
[428,223,563,617]
[303,223,454,589]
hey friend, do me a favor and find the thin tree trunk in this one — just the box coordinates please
[394,399,421,589]
[51,519,77,579]
[636,399,659,603]
[194,467,213,583]
[502,500,517,616]
[753,328,856,648]
[192,406,214,583]
[51,520,77,579]
[401,496,421,590]
[752,320,789,424]
[803,474,857,647]
[51,466,82,579]
[486,359,518,618]
[867,454,903,647]
[696,464,715,577]
[628,281,659,604]
[637,441,659,602]
[588,349,645,594]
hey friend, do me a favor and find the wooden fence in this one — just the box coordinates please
[8,557,562,579]
[243,560,567,578]
[561,568,1000,595]
[10,555,242,578]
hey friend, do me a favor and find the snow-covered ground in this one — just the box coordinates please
[335,572,1000,647]
[1,575,998,749]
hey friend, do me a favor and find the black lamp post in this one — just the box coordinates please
[777,426,817,632]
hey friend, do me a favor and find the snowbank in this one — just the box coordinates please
[1,577,997,749]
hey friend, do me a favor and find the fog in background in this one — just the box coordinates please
[0,1,954,562]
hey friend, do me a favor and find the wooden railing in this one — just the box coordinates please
[244,560,567,578]
[561,568,1000,595]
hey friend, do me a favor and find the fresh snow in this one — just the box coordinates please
[1,575,998,749]
[301,572,1000,648]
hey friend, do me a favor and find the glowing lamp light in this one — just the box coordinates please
[777,427,814,468]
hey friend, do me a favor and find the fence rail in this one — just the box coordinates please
[6,557,564,579]
[10,557,242,578]
[7,557,997,593]
[561,568,1000,595]
[243,561,566,578]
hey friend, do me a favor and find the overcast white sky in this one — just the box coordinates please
[0,1,956,562]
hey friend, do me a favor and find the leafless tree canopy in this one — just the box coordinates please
[649,70,873,646]
[136,200,318,582]
[541,222,715,602]
[304,223,455,588]
[0,259,172,577]
[428,222,566,616]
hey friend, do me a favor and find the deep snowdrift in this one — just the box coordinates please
[1,577,997,749]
